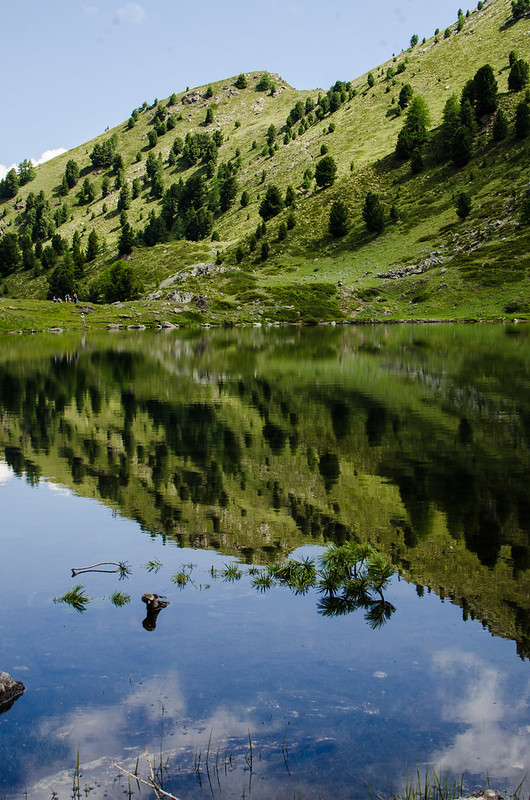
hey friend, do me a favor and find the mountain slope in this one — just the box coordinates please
[0,0,529,328]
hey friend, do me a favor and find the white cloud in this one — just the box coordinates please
[29,671,267,796]
[47,482,72,495]
[0,462,14,484]
[31,148,66,166]
[428,650,530,782]
[113,2,146,24]
[0,149,65,180]
[0,163,16,180]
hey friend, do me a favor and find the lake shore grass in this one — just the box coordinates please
[0,295,527,334]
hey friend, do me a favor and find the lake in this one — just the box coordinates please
[0,323,529,800]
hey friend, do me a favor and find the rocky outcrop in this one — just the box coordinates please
[0,672,25,714]
[377,254,444,280]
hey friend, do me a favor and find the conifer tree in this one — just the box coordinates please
[472,64,498,118]
[395,96,431,159]
[314,155,337,188]
[285,185,296,207]
[515,101,530,138]
[363,192,385,233]
[85,229,99,262]
[456,192,471,218]
[259,185,284,220]
[328,200,349,237]
[65,159,80,189]
[508,59,530,92]
[492,109,508,141]
[118,222,135,256]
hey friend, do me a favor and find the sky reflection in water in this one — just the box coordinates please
[1,469,529,799]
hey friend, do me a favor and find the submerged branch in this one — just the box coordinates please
[112,748,181,800]
[72,561,131,578]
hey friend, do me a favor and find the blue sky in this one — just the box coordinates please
[1,0,464,177]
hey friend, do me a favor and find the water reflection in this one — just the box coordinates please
[431,650,530,781]
[1,324,530,797]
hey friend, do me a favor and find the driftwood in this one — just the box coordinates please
[141,593,169,631]
[71,561,128,577]
[112,748,180,799]
[0,672,25,715]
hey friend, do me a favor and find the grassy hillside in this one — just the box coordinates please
[0,0,529,330]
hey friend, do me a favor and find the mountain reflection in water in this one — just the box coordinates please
[0,323,529,799]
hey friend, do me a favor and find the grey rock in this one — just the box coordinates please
[193,294,208,310]
[0,672,25,712]
[377,254,444,280]
[167,291,194,303]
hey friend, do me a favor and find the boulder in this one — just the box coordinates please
[0,672,25,714]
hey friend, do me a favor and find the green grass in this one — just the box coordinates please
[53,584,90,612]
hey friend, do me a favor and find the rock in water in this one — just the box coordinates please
[0,672,25,714]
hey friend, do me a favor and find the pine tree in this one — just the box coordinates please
[363,192,385,233]
[515,101,530,138]
[440,94,461,158]
[286,212,296,230]
[410,147,424,173]
[472,64,498,118]
[452,125,474,166]
[398,84,413,109]
[118,222,135,256]
[85,229,99,262]
[492,109,508,141]
[328,200,349,237]
[65,159,80,189]
[72,231,85,273]
[59,174,70,197]
[456,191,472,218]
[18,159,35,185]
[3,168,19,198]
[0,232,21,275]
[47,253,76,299]
[285,185,296,207]
[508,59,530,92]
[395,96,431,158]
[259,185,284,220]
[314,156,337,188]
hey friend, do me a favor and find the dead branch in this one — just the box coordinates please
[111,748,180,800]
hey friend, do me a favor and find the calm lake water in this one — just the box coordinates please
[0,323,529,799]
